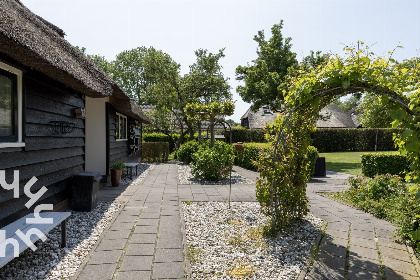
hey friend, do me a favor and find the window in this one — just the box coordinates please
[116,112,127,140]
[262,106,272,115]
[0,62,23,148]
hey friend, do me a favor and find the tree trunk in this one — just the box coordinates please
[210,115,215,148]
[198,121,202,144]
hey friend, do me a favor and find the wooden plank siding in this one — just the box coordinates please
[0,67,85,228]
[106,104,130,174]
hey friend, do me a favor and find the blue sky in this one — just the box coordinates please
[21,0,420,122]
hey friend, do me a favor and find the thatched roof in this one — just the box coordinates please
[0,0,149,124]
[240,106,279,129]
[316,104,356,128]
[241,104,356,129]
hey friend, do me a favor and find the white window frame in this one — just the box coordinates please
[116,112,128,141]
[0,61,24,149]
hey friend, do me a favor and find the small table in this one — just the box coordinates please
[124,162,140,180]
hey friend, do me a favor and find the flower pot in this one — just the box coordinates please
[111,169,122,187]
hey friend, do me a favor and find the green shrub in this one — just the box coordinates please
[311,128,401,152]
[341,175,420,249]
[177,140,200,164]
[307,146,319,178]
[234,143,271,171]
[191,140,235,181]
[142,142,169,162]
[223,128,267,143]
[234,143,318,178]
[361,153,410,178]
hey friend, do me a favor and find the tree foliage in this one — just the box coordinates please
[83,46,232,150]
[236,21,297,111]
[357,93,392,127]
[257,42,420,228]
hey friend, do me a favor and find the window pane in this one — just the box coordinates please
[122,116,127,139]
[0,74,13,137]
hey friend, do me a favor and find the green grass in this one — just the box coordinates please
[319,151,397,176]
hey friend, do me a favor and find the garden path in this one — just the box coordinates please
[73,163,419,280]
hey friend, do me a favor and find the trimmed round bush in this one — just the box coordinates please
[191,140,235,181]
[177,140,200,164]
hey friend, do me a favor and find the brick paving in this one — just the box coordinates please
[74,163,420,280]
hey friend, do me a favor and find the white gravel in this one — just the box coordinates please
[183,202,322,280]
[178,164,255,185]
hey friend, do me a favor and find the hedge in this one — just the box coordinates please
[223,129,267,143]
[142,142,169,162]
[234,143,319,178]
[361,153,410,178]
[311,128,402,152]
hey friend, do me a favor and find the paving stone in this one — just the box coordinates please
[347,266,382,280]
[130,233,157,244]
[140,212,161,219]
[137,218,160,227]
[377,237,407,250]
[134,225,159,234]
[385,268,420,280]
[348,254,381,270]
[382,256,418,276]
[156,233,183,249]
[350,245,379,262]
[88,250,123,264]
[116,271,151,280]
[378,245,411,263]
[318,239,347,258]
[77,264,117,280]
[305,261,345,280]
[350,236,377,250]
[351,229,375,240]
[109,222,135,231]
[119,255,153,271]
[154,248,183,262]
[125,243,156,256]
[314,250,346,270]
[103,229,131,240]
[95,238,128,251]
[152,262,185,279]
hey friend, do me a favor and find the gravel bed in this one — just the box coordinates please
[0,202,123,280]
[183,202,322,280]
[178,164,254,185]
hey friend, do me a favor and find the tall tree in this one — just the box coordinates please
[236,21,297,111]
[357,93,392,128]
[183,49,231,103]
[112,47,158,102]
[183,48,232,141]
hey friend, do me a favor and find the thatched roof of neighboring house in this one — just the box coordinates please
[316,104,356,128]
[0,0,149,124]
[241,104,356,129]
[240,106,279,129]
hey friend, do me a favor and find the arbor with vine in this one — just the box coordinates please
[258,42,420,229]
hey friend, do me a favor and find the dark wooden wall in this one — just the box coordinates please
[107,104,130,174]
[0,66,85,227]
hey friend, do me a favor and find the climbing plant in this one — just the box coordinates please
[257,42,420,229]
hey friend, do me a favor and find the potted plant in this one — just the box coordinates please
[110,161,125,187]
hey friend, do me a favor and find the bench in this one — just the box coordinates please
[124,162,140,180]
[0,211,70,268]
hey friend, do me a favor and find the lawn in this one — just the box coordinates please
[318,151,398,176]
